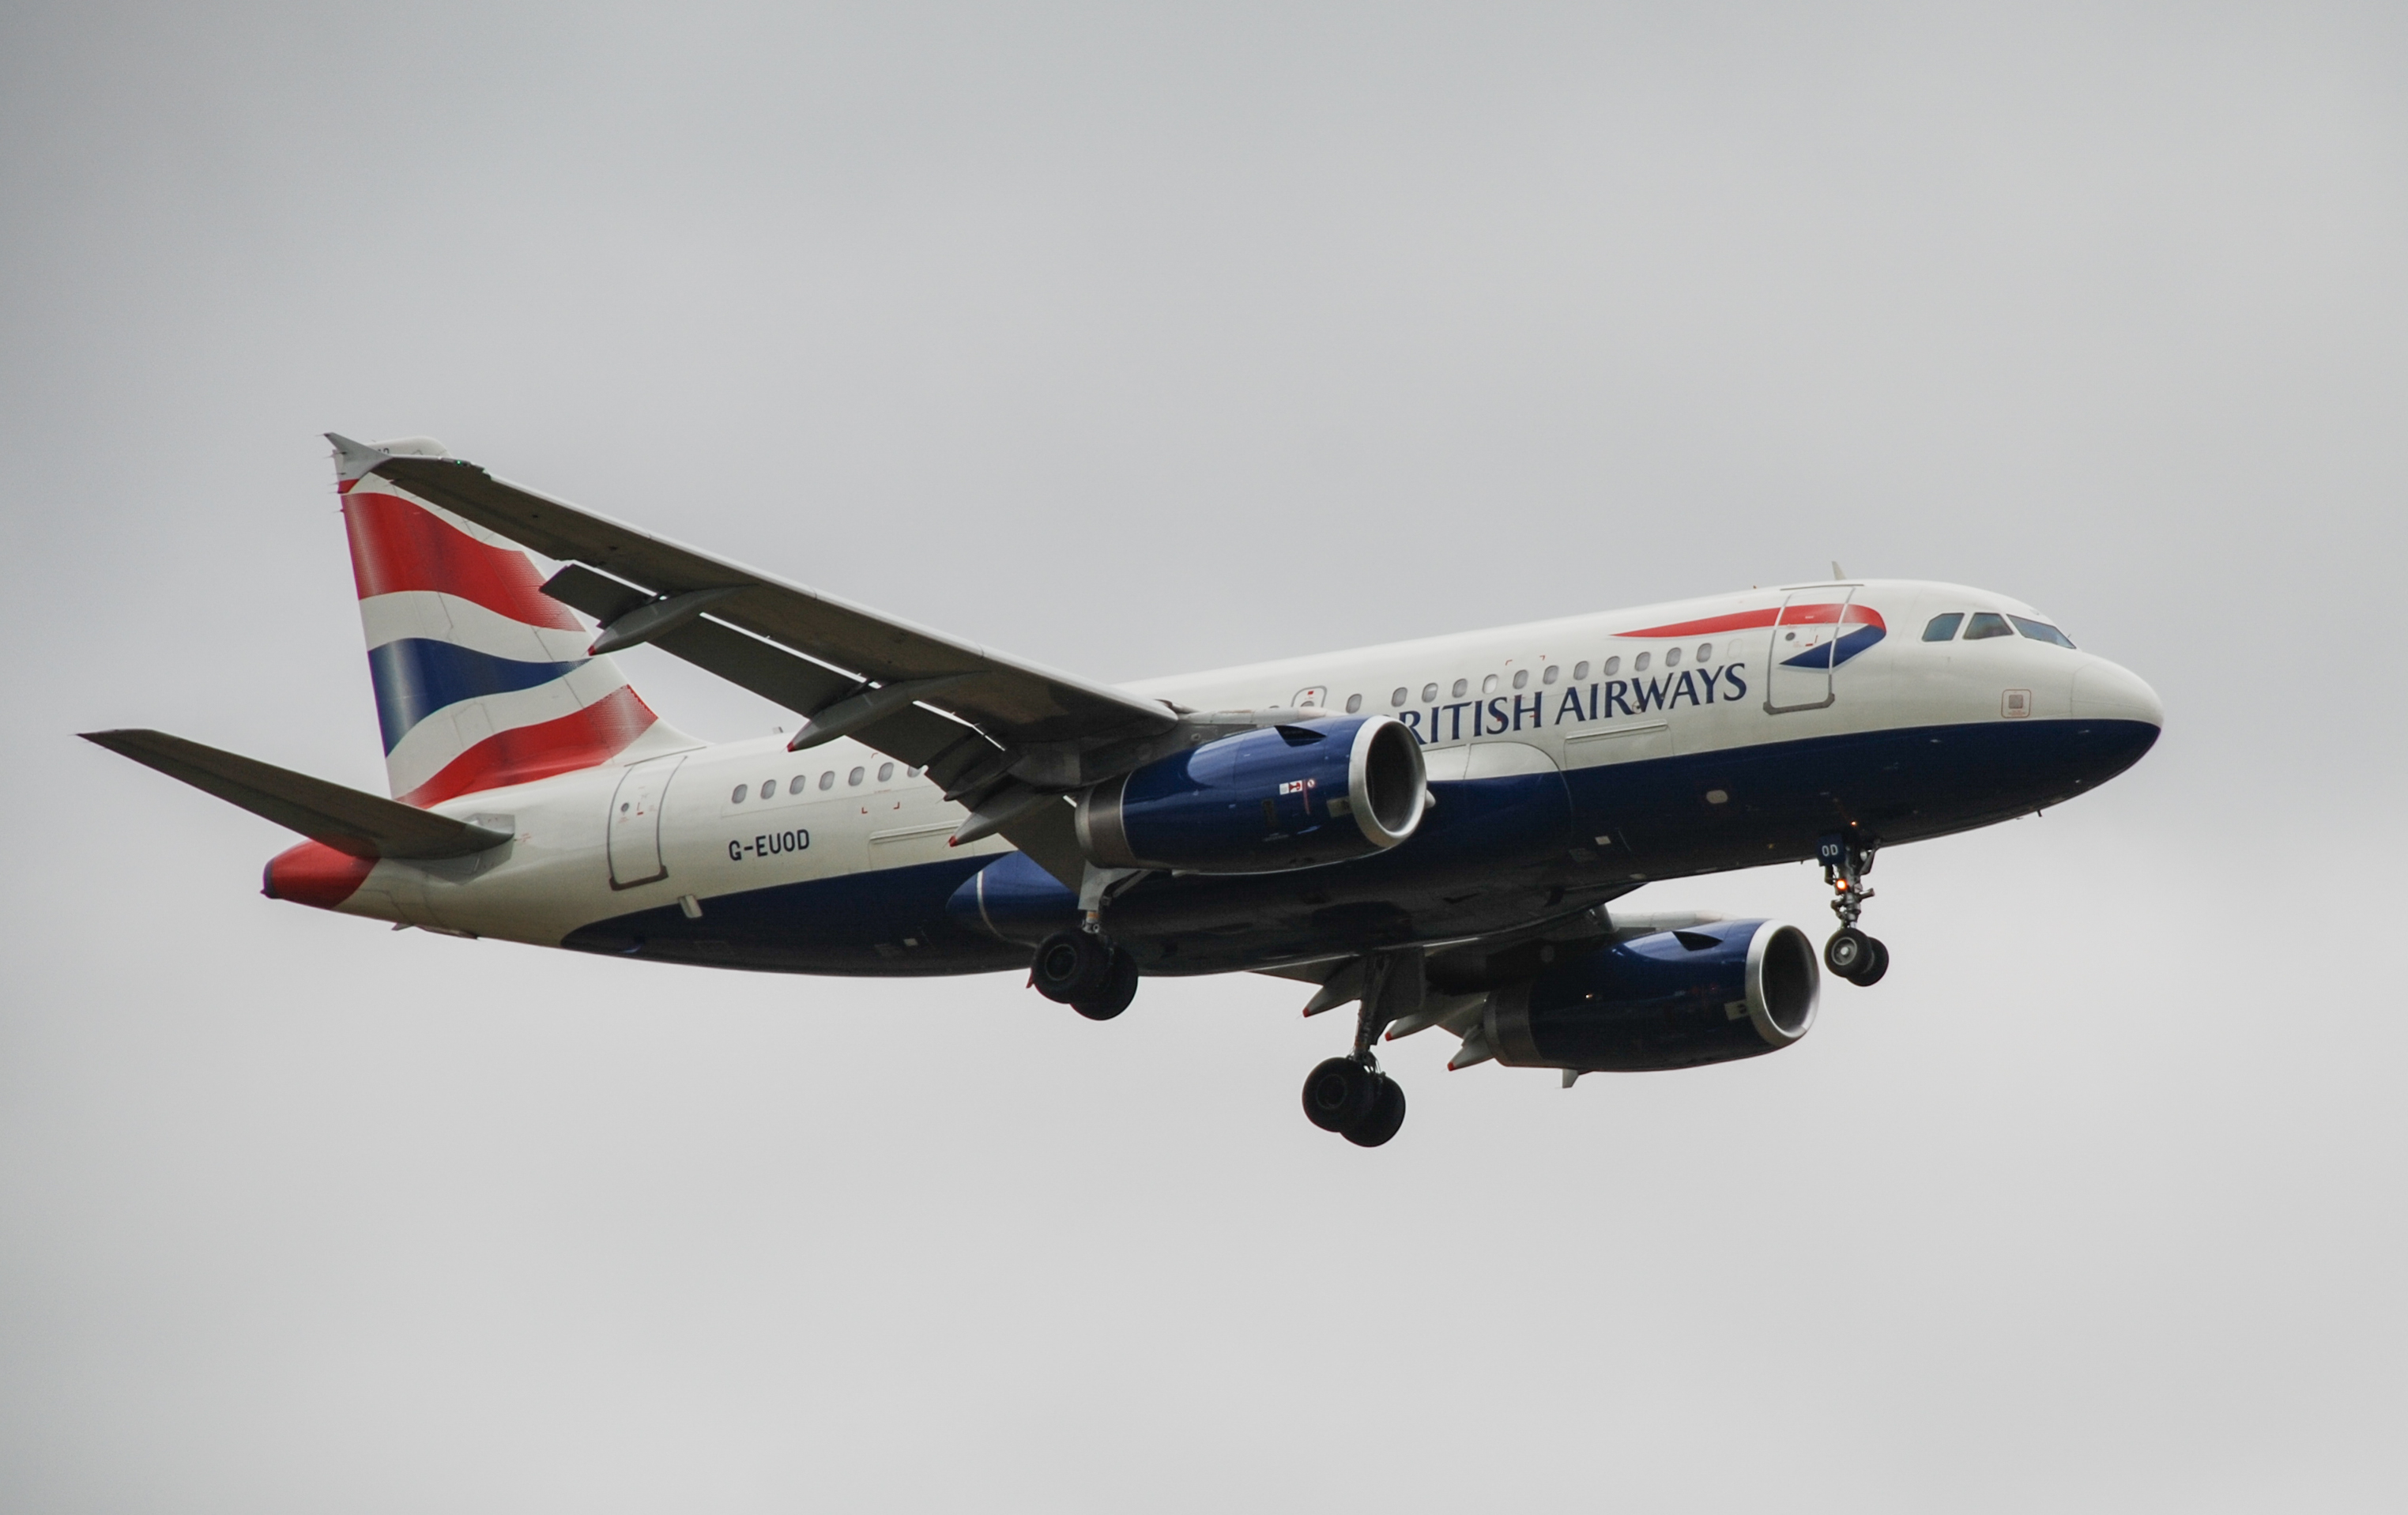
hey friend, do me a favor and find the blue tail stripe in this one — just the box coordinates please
[367,639,586,752]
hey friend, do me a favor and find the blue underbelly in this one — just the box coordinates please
[562,718,2157,977]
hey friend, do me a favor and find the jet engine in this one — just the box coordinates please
[1478,920,1820,1072]
[1076,715,1426,873]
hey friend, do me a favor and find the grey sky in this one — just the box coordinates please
[4,4,2403,1509]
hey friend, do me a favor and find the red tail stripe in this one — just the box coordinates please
[262,840,377,910]
[397,684,659,808]
[1625,604,1885,639]
[342,488,582,631]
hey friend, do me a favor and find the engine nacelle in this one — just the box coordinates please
[1076,715,1426,873]
[1482,920,1820,1072]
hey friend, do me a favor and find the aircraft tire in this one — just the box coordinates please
[1032,930,1113,1003]
[1342,1076,1407,1148]
[1824,927,1874,979]
[1302,1057,1379,1132]
[1849,937,1890,986]
[1072,949,1140,1020]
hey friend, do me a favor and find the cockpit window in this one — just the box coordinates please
[2010,615,2076,649]
[1922,612,1963,642]
[1963,612,2014,641]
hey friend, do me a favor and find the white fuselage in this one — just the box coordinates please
[318,578,2161,959]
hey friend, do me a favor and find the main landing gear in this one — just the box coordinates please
[1302,1057,1407,1148]
[1818,831,1890,987]
[1031,929,1140,1020]
[1298,952,1415,1148]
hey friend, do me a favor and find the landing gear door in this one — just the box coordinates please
[1765,586,1858,714]
[609,755,685,889]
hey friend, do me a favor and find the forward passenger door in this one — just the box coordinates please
[1764,586,1859,714]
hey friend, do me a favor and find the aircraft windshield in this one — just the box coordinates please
[2010,615,2076,649]
[1962,612,2014,641]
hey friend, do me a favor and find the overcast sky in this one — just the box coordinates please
[4,3,2405,1509]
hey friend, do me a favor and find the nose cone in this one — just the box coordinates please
[2071,660,2165,730]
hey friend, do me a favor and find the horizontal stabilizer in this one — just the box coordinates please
[81,729,511,860]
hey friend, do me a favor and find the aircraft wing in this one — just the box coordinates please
[349,443,1178,752]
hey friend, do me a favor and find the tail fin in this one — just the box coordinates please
[330,434,689,807]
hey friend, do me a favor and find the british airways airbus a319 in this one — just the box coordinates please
[87,435,2164,1147]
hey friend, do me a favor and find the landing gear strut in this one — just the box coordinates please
[1298,953,1413,1147]
[1818,831,1890,986]
[1031,929,1140,1020]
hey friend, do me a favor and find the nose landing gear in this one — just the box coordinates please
[1818,832,1890,986]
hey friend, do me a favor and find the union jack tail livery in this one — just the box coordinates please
[330,435,686,808]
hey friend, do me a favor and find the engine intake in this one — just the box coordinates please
[1076,715,1426,873]
[1483,920,1820,1072]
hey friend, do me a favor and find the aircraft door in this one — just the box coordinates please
[608,755,686,888]
[1764,586,1859,714]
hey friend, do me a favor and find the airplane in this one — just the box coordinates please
[85,435,2164,1148]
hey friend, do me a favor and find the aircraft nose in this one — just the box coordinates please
[2071,659,2165,729]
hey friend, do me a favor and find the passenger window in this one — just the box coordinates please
[1451,679,1468,699]
[1344,693,1362,713]
[1390,688,1408,707]
[1481,674,1500,695]
[819,771,836,790]
[878,762,895,782]
[1421,683,1438,703]
[848,767,865,786]
[1664,646,1682,667]
[1923,613,1964,642]
[1601,656,1620,676]
[1698,643,1713,662]
[1573,661,1589,680]
[730,785,747,804]
[2010,615,2077,649]
[1543,665,1560,685]
[1963,612,2014,641]
[1634,651,1652,672]
[789,775,808,795]
[906,767,921,778]
[759,781,776,801]
[1511,669,1528,690]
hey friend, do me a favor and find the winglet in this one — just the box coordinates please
[326,432,387,481]
[326,432,449,484]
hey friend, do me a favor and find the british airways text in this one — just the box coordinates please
[1399,664,1749,744]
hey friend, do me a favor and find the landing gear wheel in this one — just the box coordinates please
[1071,948,1140,1020]
[1032,930,1113,1004]
[1825,927,1874,979]
[1302,1057,1380,1132]
[1851,937,1890,986]
[1342,1076,1407,1148]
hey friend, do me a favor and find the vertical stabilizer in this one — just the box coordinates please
[329,434,691,806]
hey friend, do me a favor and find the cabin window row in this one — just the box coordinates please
[730,762,921,805]
[1321,643,1724,717]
